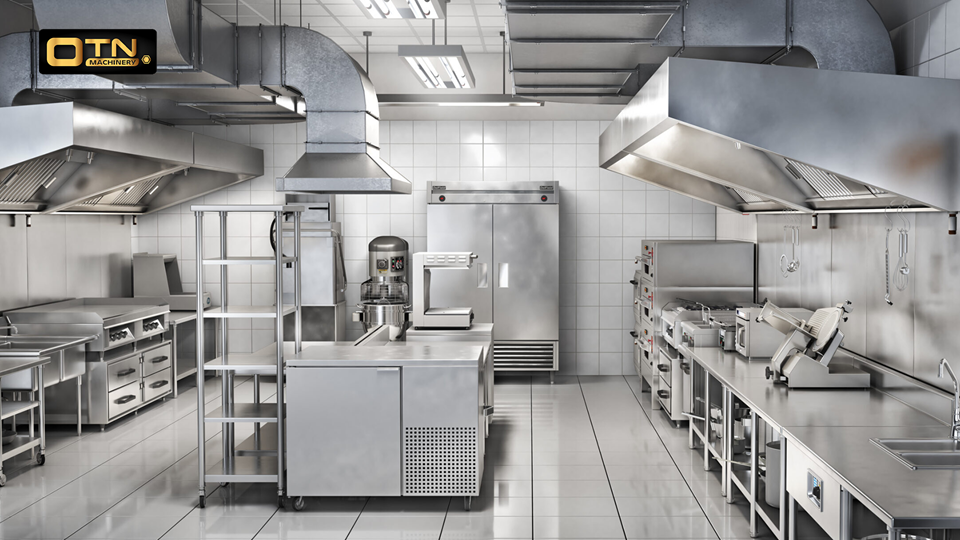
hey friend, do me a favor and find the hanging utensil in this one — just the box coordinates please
[780,224,800,277]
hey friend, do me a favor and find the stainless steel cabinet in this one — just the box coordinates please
[287,366,402,497]
[427,182,559,372]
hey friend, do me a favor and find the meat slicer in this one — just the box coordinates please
[758,300,870,388]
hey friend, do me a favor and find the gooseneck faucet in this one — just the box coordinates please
[939,358,960,441]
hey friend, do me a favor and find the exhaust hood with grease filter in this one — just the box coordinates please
[0,101,262,214]
[600,58,960,213]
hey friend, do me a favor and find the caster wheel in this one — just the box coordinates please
[199,495,205,508]
[293,497,305,511]
[278,496,285,509]
[0,473,6,487]
[463,497,472,511]
[36,454,45,466]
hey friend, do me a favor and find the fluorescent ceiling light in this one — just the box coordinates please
[355,0,444,19]
[398,45,475,89]
[378,94,544,107]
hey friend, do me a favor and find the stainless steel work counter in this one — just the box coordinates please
[287,343,484,368]
[681,344,959,531]
[682,345,942,431]
[788,425,960,529]
[0,356,51,377]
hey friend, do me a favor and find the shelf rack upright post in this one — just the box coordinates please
[193,204,304,509]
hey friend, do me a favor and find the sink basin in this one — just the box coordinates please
[898,452,960,469]
[872,438,960,470]
[874,438,960,452]
[0,336,95,356]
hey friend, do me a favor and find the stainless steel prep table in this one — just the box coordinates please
[286,344,486,510]
[681,344,957,540]
[0,356,51,486]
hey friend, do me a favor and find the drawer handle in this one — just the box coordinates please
[629,280,638,285]
[483,405,494,416]
[657,390,669,399]
[114,395,136,405]
[657,364,670,372]
[116,368,137,377]
[149,380,169,389]
[150,356,169,364]
[629,331,638,338]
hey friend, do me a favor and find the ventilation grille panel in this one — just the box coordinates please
[732,188,764,204]
[0,159,63,203]
[494,341,558,371]
[784,158,855,200]
[403,427,477,496]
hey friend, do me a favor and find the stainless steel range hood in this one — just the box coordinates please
[600,58,960,213]
[0,102,262,214]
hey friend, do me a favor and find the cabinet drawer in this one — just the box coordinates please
[657,379,672,414]
[143,368,172,402]
[108,383,142,419]
[142,343,172,377]
[107,356,141,392]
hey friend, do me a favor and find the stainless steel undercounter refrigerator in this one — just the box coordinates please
[285,344,486,510]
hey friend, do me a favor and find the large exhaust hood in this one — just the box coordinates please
[600,58,960,213]
[1,0,410,197]
[0,102,262,214]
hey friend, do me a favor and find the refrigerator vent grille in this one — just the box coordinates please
[494,341,558,371]
[403,427,477,495]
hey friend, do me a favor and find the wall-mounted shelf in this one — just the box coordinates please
[193,204,303,509]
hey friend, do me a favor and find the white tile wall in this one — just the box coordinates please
[136,120,715,375]
[890,0,960,76]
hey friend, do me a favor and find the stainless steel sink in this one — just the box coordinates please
[872,438,960,470]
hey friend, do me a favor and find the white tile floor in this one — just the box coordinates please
[0,375,769,540]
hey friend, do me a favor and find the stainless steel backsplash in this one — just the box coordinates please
[0,214,132,313]
[757,213,960,399]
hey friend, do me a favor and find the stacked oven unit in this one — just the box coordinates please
[631,240,756,422]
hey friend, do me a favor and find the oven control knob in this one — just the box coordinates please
[765,366,774,380]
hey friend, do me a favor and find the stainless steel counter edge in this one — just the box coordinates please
[168,311,200,325]
[287,344,484,368]
[0,356,51,377]
[681,344,960,528]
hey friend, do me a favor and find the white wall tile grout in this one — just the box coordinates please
[137,120,715,375]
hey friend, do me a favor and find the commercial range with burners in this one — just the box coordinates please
[5,299,173,429]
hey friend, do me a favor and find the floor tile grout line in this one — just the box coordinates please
[246,504,281,540]
[621,375,723,540]
[50,379,276,540]
[344,496,371,540]
[530,376,535,540]
[436,494,453,540]
[2,376,256,527]
[576,376,629,540]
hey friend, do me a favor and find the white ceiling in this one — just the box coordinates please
[203,0,506,54]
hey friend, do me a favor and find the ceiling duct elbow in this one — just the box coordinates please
[33,0,194,68]
[251,26,409,194]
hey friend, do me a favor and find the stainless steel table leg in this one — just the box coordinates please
[888,528,900,540]
[76,376,82,435]
[723,387,731,501]
[749,411,758,537]
[840,488,852,540]
[28,388,35,461]
[788,494,796,540]
[172,324,179,398]
[38,365,45,456]
[704,372,711,471]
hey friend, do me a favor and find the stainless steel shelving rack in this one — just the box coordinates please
[193,205,304,508]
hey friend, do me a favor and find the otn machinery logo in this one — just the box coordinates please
[39,30,157,74]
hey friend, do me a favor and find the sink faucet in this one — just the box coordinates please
[939,358,960,440]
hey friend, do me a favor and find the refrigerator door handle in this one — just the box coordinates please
[478,263,488,288]
[498,263,509,288]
